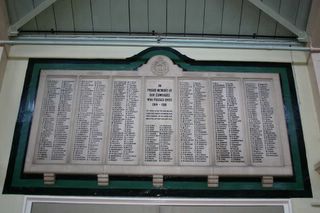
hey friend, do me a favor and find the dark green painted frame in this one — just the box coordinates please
[3,47,312,197]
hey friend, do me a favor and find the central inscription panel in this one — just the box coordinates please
[24,56,292,177]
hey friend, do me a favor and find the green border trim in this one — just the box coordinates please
[3,47,312,197]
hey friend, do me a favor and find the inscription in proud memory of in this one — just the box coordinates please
[144,79,175,165]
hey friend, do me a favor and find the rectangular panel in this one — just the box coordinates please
[72,0,93,31]
[244,79,282,166]
[167,0,186,34]
[212,79,247,166]
[203,0,223,34]
[185,0,205,34]
[107,78,141,165]
[53,0,74,31]
[91,0,112,31]
[23,63,291,177]
[144,78,176,165]
[221,0,242,35]
[130,0,148,32]
[110,0,129,32]
[71,77,109,164]
[148,0,166,33]
[179,79,210,165]
[33,75,77,164]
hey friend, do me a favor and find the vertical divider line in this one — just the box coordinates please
[176,76,180,166]
[166,0,168,35]
[52,4,58,31]
[274,0,282,36]
[89,0,94,31]
[141,76,148,165]
[202,0,207,35]
[31,0,39,31]
[207,78,214,167]
[70,0,76,31]
[147,0,150,32]
[220,0,225,34]
[66,74,80,164]
[240,77,252,167]
[109,0,112,31]
[238,0,244,36]
[184,0,187,35]
[256,8,262,36]
[294,0,302,25]
[128,0,131,34]
[139,76,146,165]
[105,75,114,166]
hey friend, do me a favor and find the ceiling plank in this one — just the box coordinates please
[130,0,148,33]
[91,0,112,32]
[6,0,34,23]
[20,18,38,31]
[8,0,58,36]
[221,0,243,35]
[167,0,186,34]
[35,6,56,31]
[240,0,260,36]
[257,0,279,37]
[247,0,308,41]
[185,0,205,34]
[295,0,311,30]
[203,0,224,34]
[149,0,166,34]
[110,0,129,32]
[53,0,74,31]
[72,0,93,31]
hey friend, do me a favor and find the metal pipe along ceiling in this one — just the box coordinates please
[0,35,315,52]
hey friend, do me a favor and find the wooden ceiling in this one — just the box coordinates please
[6,0,311,39]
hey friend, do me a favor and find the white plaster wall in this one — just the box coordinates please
[0,46,319,213]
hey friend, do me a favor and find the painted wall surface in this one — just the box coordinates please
[0,46,320,213]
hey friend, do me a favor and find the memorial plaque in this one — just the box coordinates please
[179,79,210,165]
[24,56,292,177]
[108,78,141,165]
[144,78,175,165]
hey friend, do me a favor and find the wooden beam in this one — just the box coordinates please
[8,0,58,36]
[247,0,308,42]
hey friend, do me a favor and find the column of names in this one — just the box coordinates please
[108,78,141,164]
[179,79,210,165]
[71,77,108,163]
[35,76,76,163]
[245,80,281,166]
[212,80,246,166]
